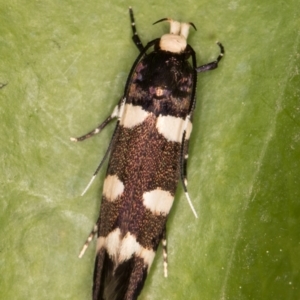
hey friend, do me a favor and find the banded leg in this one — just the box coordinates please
[129,7,144,52]
[71,117,117,195]
[72,98,125,195]
[196,42,224,73]
[70,115,114,142]
[79,224,98,258]
[162,226,168,278]
[181,140,189,189]
[70,104,121,142]
[80,122,121,196]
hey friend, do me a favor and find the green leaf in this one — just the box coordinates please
[1,1,299,300]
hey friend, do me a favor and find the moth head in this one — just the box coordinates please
[153,18,197,53]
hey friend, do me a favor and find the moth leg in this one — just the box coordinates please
[73,98,125,195]
[129,7,144,52]
[182,141,189,190]
[196,42,224,73]
[162,226,168,278]
[72,119,118,196]
[78,223,98,258]
[70,116,113,142]
[80,122,121,196]
[70,104,120,142]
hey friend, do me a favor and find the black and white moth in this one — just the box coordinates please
[71,8,224,300]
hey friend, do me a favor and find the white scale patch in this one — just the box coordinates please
[160,34,187,53]
[159,21,191,53]
[120,103,150,128]
[103,175,124,201]
[111,104,120,118]
[156,115,192,143]
[143,189,174,215]
[97,228,155,271]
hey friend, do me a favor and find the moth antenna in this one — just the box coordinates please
[153,17,170,25]
[180,117,198,219]
[185,191,198,219]
[79,244,88,258]
[81,175,96,196]
[189,22,197,31]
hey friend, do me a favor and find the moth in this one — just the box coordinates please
[71,8,224,300]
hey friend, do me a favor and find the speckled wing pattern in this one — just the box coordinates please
[71,7,224,300]
[93,50,195,300]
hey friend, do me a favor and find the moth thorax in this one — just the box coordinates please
[159,21,191,53]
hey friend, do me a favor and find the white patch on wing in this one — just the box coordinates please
[119,233,141,261]
[143,189,174,215]
[97,230,155,271]
[184,116,193,140]
[96,236,105,253]
[105,228,121,258]
[111,104,120,118]
[139,248,155,270]
[103,175,124,201]
[156,115,192,143]
[119,232,155,270]
[120,104,150,128]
